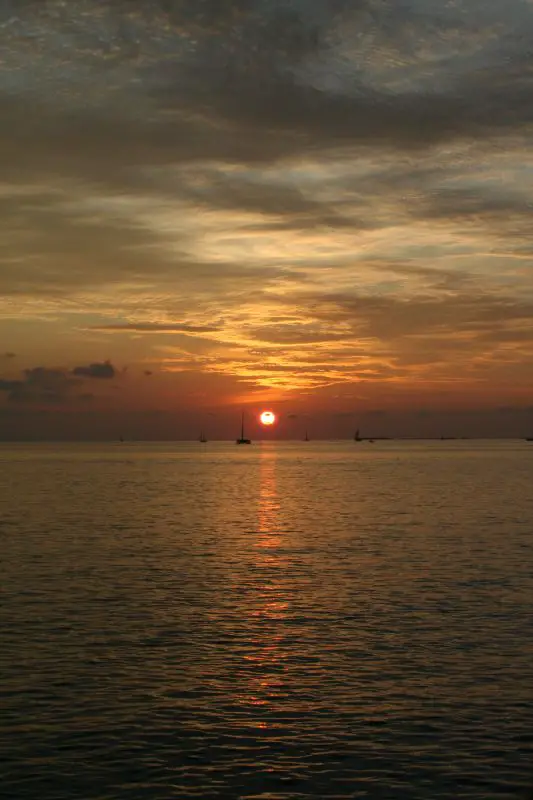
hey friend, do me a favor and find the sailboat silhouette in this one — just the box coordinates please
[236,410,251,444]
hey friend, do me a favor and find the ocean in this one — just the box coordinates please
[1,440,532,799]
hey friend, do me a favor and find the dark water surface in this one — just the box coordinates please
[1,441,532,799]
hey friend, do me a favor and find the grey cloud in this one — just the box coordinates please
[249,323,356,345]
[4,0,533,190]
[25,367,78,390]
[0,366,80,404]
[3,1,533,291]
[72,361,116,379]
[0,378,22,392]
[359,260,475,292]
[0,182,307,302]
[174,167,334,216]
[156,2,533,154]
[417,186,533,242]
[92,323,220,333]
[0,361,119,404]
[0,186,170,296]
[424,187,532,220]
[304,292,533,339]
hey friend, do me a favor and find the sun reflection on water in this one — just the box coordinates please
[237,449,295,727]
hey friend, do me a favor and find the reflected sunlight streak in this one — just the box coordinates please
[237,449,294,727]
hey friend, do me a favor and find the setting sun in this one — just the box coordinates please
[260,411,276,426]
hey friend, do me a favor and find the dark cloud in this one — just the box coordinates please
[0,361,118,404]
[3,352,16,359]
[3,0,533,190]
[72,361,116,379]
[417,186,533,243]
[0,367,80,404]
[300,291,533,341]
[249,323,356,345]
[92,323,220,333]
[0,379,22,392]
[0,183,308,305]
[0,187,168,296]
[166,0,533,152]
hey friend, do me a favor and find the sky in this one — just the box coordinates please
[1,0,533,439]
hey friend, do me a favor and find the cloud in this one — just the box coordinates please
[92,323,220,334]
[15,4,533,148]
[3,352,16,359]
[72,361,116,379]
[2,0,533,406]
[0,367,80,404]
[4,0,533,199]
[0,379,22,392]
[0,360,120,405]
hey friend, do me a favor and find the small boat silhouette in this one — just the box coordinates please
[236,411,251,444]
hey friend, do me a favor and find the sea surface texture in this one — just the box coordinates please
[1,441,532,799]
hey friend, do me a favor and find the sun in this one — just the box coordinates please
[260,410,276,426]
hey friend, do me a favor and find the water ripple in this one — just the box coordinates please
[1,441,532,798]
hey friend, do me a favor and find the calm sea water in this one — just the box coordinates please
[1,440,532,799]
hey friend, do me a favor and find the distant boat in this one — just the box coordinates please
[526,437,533,442]
[199,432,207,443]
[304,430,309,441]
[236,411,251,444]
[119,435,124,443]
[354,428,362,442]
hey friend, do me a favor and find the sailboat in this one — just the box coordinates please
[304,430,309,442]
[199,432,207,443]
[354,428,362,442]
[236,411,251,444]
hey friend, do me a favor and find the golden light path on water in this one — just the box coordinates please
[238,450,288,727]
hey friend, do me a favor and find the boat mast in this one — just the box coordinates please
[241,410,245,441]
